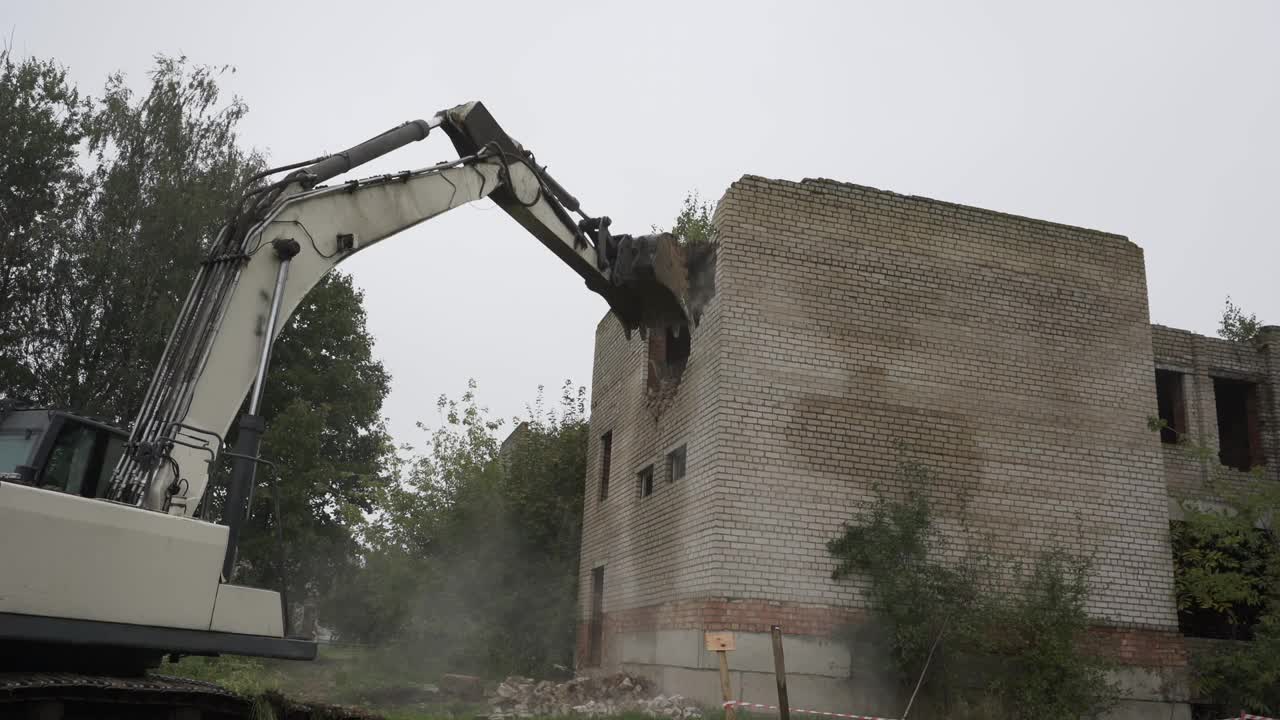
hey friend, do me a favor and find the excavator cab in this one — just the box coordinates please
[0,406,127,499]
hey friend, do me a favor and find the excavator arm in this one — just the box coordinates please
[0,102,712,681]
[103,101,707,573]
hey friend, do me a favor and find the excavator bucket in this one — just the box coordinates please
[440,101,717,337]
[607,232,717,335]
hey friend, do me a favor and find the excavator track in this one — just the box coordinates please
[0,672,250,719]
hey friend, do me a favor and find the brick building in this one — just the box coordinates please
[576,175,1278,719]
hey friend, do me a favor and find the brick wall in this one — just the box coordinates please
[580,173,1196,673]
[1152,325,1279,504]
[577,252,730,619]
[605,599,865,637]
[707,175,1178,629]
[1084,627,1189,668]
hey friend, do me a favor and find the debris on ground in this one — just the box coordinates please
[489,673,703,719]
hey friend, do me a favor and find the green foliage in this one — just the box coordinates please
[1,55,261,421]
[1171,519,1272,624]
[236,271,396,616]
[1157,426,1280,712]
[327,381,588,679]
[0,51,92,390]
[827,460,972,682]
[1194,612,1280,714]
[827,455,1114,719]
[1161,426,1279,629]
[981,551,1112,720]
[654,191,715,246]
[165,654,281,696]
[1218,296,1263,343]
[321,546,427,645]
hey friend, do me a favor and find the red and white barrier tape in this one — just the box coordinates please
[725,702,1278,720]
[722,700,897,720]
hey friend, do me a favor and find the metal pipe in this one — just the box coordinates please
[222,415,265,581]
[223,247,294,579]
[537,165,582,215]
[249,258,291,415]
[299,117,439,188]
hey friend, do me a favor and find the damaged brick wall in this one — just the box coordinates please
[1152,325,1279,505]
[580,173,1197,678]
[577,240,730,665]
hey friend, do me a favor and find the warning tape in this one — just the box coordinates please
[722,700,897,720]
[726,702,1278,720]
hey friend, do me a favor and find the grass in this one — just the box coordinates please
[163,654,283,695]
[162,645,482,719]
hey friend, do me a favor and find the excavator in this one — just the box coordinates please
[0,101,713,718]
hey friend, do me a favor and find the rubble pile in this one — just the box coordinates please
[489,673,703,719]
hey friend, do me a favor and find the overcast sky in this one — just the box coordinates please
[7,1,1278,447]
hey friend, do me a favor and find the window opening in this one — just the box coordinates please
[666,445,687,481]
[1155,369,1187,444]
[638,464,655,498]
[599,431,613,500]
[588,567,605,666]
[1214,378,1264,471]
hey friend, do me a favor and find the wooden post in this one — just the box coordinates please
[771,625,790,720]
[718,649,735,720]
[706,631,736,720]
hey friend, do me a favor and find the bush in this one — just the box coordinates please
[827,455,1115,719]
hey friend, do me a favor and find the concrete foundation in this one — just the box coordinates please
[615,629,1190,719]
[616,628,897,716]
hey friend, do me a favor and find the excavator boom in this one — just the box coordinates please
[108,101,700,520]
[0,100,714,687]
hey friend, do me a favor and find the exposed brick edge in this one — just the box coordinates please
[1084,626,1189,668]
[637,598,861,636]
[577,599,1188,669]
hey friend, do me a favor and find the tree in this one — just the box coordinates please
[1219,296,1262,344]
[0,53,394,619]
[654,191,716,246]
[1,55,260,421]
[1155,428,1280,714]
[333,381,587,677]
[0,51,92,398]
[486,383,587,673]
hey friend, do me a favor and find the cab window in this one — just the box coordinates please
[0,431,37,475]
[95,433,126,497]
[40,424,100,495]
